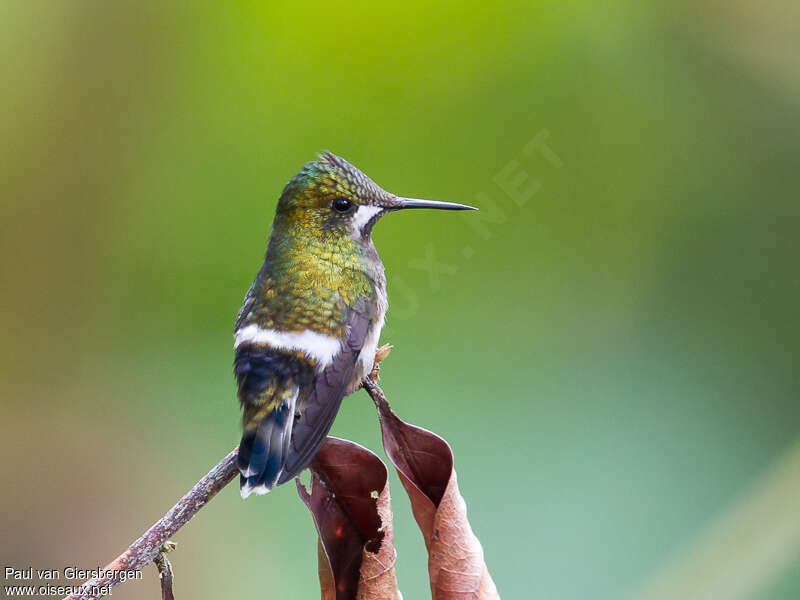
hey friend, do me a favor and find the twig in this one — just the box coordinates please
[62,345,395,600]
[363,374,390,408]
[153,542,176,600]
[62,447,239,600]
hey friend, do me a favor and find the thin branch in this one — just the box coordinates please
[62,345,395,600]
[362,374,390,409]
[62,447,239,600]
[153,542,176,600]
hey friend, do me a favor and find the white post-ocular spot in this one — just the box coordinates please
[351,205,383,235]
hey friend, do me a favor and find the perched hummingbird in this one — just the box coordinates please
[234,151,475,498]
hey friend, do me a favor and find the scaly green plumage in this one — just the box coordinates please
[241,216,377,338]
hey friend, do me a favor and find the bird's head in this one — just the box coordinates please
[273,151,476,242]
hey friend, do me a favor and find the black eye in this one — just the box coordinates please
[332,197,353,214]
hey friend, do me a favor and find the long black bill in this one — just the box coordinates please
[396,197,478,211]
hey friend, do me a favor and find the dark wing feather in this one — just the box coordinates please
[277,298,373,484]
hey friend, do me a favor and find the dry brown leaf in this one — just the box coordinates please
[374,395,500,600]
[369,344,394,383]
[297,436,401,600]
[374,344,393,365]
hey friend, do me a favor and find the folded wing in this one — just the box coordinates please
[277,297,373,484]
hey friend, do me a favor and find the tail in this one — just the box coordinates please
[237,393,296,499]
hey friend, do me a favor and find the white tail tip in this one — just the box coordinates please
[240,483,271,499]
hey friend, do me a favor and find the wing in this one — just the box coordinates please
[234,280,257,332]
[277,297,373,484]
[235,347,314,497]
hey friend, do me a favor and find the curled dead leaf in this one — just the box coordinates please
[369,344,394,383]
[370,386,500,600]
[374,344,393,365]
[297,436,401,600]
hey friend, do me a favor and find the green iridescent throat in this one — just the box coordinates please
[246,213,376,338]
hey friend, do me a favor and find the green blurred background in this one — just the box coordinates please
[2,1,799,598]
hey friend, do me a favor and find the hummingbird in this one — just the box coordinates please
[234,151,476,498]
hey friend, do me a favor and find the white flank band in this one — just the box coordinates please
[234,324,341,368]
